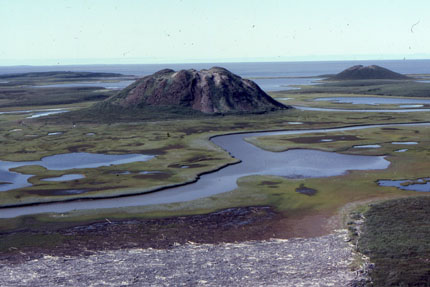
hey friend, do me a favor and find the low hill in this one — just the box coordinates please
[102,67,288,114]
[330,65,411,80]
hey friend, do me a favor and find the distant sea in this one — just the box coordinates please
[1,59,429,92]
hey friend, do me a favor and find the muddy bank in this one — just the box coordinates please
[0,207,275,263]
[0,206,336,264]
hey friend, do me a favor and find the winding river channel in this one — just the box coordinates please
[1,122,429,218]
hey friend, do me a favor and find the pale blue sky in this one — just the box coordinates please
[1,0,429,65]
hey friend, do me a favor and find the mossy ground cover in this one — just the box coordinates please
[355,197,430,286]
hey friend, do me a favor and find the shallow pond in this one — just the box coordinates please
[0,152,154,192]
[378,179,430,192]
[391,142,418,145]
[42,174,85,182]
[32,80,135,90]
[353,144,381,149]
[314,96,430,106]
[3,122,429,218]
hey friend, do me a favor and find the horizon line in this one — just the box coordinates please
[1,56,430,67]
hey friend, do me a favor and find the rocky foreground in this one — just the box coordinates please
[0,230,369,287]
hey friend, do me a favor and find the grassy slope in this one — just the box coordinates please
[357,197,430,286]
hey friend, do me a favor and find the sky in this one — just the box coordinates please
[0,0,429,65]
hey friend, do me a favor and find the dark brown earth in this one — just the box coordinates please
[0,206,334,264]
[104,67,288,113]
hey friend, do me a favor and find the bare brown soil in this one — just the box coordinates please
[0,206,334,264]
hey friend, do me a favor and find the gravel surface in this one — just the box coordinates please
[0,230,366,287]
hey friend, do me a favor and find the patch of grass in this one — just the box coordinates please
[357,197,430,286]
[0,233,65,254]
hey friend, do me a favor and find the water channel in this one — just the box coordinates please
[1,122,429,218]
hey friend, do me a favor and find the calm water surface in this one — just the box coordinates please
[2,122,429,218]
[378,179,430,192]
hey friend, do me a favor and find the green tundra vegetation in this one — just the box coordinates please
[354,197,430,286]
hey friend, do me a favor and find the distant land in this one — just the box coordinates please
[0,71,124,80]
